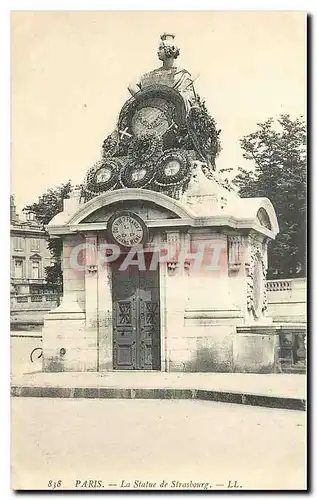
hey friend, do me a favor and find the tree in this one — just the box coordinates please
[232,114,306,279]
[23,181,73,290]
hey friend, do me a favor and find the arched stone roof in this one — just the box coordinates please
[66,188,197,225]
[226,197,279,237]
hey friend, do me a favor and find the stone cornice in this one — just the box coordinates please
[47,215,275,239]
[10,225,46,236]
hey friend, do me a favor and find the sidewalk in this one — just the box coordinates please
[11,370,306,411]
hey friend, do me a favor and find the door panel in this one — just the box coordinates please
[114,298,136,370]
[112,253,161,370]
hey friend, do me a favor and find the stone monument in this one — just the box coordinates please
[42,34,279,373]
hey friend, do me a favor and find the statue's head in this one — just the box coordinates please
[157,33,180,62]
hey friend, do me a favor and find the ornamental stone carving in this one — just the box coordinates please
[167,261,179,275]
[87,265,98,275]
[228,235,244,271]
[245,242,268,318]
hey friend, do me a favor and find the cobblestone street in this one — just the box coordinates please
[11,398,306,491]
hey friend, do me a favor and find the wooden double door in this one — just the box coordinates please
[112,254,161,370]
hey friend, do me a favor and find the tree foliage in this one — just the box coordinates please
[23,181,73,290]
[232,114,306,279]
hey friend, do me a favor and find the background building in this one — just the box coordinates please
[10,195,53,295]
[10,195,59,329]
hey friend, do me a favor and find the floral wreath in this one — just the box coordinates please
[86,158,121,194]
[154,149,191,187]
[101,130,120,158]
[186,96,221,169]
[119,159,155,189]
[127,132,163,163]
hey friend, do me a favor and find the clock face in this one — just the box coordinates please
[107,212,148,248]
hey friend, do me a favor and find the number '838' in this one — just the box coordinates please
[48,480,62,489]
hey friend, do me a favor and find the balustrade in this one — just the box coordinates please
[266,279,292,292]
[11,294,60,310]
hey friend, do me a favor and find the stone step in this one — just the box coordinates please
[11,385,306,411]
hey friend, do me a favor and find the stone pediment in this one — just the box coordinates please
[29,253,42,260]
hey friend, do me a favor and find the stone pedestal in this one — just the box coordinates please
[42,298,86,372]
[234,325,280,373]
[42,185,279,374]
[41,32,281,375]
[42,233,91,372]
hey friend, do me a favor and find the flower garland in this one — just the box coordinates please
[187,94,221,169]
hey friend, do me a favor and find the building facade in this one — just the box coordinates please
[10,195,53,295]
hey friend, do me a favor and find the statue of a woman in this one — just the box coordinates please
[128,33,196,101]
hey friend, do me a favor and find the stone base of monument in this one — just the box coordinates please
[39,31,282,376]
[42,298,89,373]
[234,325,281,373]
[166,308,243,373]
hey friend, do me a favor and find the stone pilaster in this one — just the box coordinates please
[97,243,113,371]
[232,234,276,373]
[83,234,99,370]
[42,234,86,372]
[85,235,98,328]
[164,230,189,371]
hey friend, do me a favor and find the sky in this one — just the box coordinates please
[11,11,306,213]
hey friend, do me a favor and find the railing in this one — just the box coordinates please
[266,279,292,292]
[11,294,60,310]
[266,278,306,328]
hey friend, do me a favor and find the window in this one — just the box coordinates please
[14,259,23,279]
[14,237,24,251]
[31,261,40,279]
[26,212,35,222]
[30,238,40,251]
[257,208,271,230]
